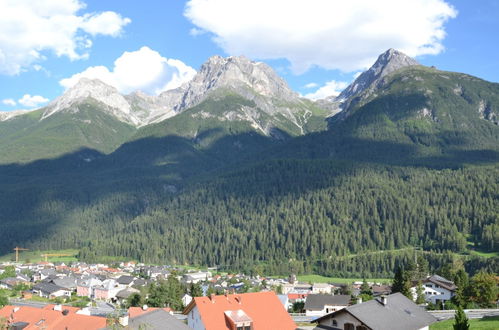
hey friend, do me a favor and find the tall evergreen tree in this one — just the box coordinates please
[392,266,411,299]
[453,306,469,330]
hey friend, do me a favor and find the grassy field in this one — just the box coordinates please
[0,249,79,263]
[296,274,391,284]
[430,316,499,329]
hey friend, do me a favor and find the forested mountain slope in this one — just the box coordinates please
[0,51,497,277]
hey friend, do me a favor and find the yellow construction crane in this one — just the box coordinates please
[13,247,28,263]
[40,253,73,262]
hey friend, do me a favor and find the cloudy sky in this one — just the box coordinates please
[0,0,498,110]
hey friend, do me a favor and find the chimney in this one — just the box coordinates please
[357,297,362,304]
[54,304,62,311]
[210,294,216,303]
[118,316,129,327]
[380,295,387,306]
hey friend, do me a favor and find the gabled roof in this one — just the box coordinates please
[117,275,135,285]
[184,291,296,330]
[128,306,172,318]
[425,275,457,291]
[127,309,189,330]
[33,282,67,294]
[314,293,437,330]
[305,294,350,311]
[0,305,106,330]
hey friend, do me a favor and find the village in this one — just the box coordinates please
[0,257,497,329]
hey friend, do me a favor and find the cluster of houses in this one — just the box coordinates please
[0,260,460,329]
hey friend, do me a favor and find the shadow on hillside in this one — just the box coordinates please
[0,125,498,255]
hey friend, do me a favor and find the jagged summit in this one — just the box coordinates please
[42,78,139,125]
[337,49,419,101]
[172,55,299,112]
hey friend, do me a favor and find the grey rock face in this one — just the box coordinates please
[338,49,419,101]
[43,78,141,125]
[35,56,326,134]
[173,55,299,113]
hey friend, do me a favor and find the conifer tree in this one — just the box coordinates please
[453,306,469,330]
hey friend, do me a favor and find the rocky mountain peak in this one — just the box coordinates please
[42,78,138,125]
[175,55,298,111]
[337,49,419,101]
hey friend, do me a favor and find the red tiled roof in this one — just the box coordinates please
[288,293,307,300]
[0,305,106,330]
[184,291,296,330]
[128,306,172,318]
[42,304,82,314]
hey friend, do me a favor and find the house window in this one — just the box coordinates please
[332,320,338,326]
[344,323,354,330]
[357,326,368,330]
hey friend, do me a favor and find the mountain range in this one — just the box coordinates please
[0,49,497,276]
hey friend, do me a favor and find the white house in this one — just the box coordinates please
[313,293,437,330]
[305,294,350,317]
[411,275,457,305]
[312,283,333,294]
[183,271,212,284]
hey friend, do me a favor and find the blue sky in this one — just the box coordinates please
[0,0,498,111]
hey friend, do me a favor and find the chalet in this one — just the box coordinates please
[32,282,71,299]
[304,294,350,317]
[52,276,77,291]
[117,275,135,287]
[412,275,457,305]
[312,293,437,330]
[183,291,296,330]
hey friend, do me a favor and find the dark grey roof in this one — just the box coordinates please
[305,294,351,311]
[40,269,56,276]
[116,288,139,299]
[117,275,135,285]
[127,309,189,329]
[426,275,457,291]
[315,293,437,330]
[52,277,77,289]
[33,282,66,294]
[132,278,147,287]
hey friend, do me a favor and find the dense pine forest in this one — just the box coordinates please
[1,157,497,277]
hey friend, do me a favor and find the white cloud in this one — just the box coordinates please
[0,0,130,75]
[18,94,49,108]
[304,80,349,100]
[2,99,16,106]
[304,83,318,89]
[81,11,131,37]
[184,0,457,74]
[60,46,197,95]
